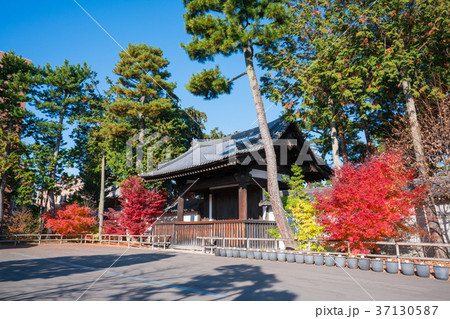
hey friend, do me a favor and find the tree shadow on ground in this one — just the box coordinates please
[1,249,298,301]
[0,251,174,284]
[182,264,298,301]
[0,244,36,250]
[0,281,90,301]
[106,263,298,301]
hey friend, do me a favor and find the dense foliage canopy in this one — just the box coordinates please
[103,177,166,235]
[44,204,97,235]
[315,152,425,254]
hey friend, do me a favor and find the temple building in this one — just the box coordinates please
[141,117,332,224]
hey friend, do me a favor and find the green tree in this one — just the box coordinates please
[284,165,323,251]
[79,96,111,234]
[365,0,448,176]
[25,117,66,227]
[67,86,108,235]
[33,60,99,214]
[260,0,448,251]
[0,51,34,232]
[181,0,295,247]
[186,66,232,99]
[259,0,383,166]
[204,127,226,139]
[337,0,449,252]
[103,43,206,181]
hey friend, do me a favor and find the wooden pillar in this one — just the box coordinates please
[234,170,249,220]
[238,181,247,220]
[177,196,184,222]
[209,193,213,220]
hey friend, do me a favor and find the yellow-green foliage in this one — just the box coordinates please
[285,165,324,251]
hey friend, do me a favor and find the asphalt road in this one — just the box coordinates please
[0,244,449,301]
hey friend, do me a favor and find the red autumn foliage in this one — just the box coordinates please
[314,152,426,254]
[44,204,97,235]
[103,176,166,235]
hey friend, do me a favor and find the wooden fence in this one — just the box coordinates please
[0,233,171,249]
[0,220,277,249]
[150,220,277,248]
[1,233,450,263]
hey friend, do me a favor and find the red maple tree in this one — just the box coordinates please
[103,176,166,235]
[315,152,425,254]
[44,204,97,235]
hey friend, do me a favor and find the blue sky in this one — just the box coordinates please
[1,0,284,136]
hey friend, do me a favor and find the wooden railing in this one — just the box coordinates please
[0,233,171,249]
[0,220,277,248]
[198,236,289,252]
[150,220,277,247]
[0,233,83,245]
[302,239,450,263]
[2,233,450,263]
[197,236,450,263]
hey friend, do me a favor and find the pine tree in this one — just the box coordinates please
[33,60,99,214]
[181,0,295,247]
[103,43,206,180]
[0,51,34,233]
[69,90,106,231]
[25,117,64,226]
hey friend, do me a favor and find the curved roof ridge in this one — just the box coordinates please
[141,117,289,178]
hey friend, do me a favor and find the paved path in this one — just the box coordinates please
[0,244,449,301]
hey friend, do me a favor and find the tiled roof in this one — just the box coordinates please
[140,117,289,179]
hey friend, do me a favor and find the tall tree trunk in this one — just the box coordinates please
[48,107,66,215]
[98,152,105,236]
[338,129,349,165]
[37,188,45,234]
[402,79,445,257]
[136,96,146,173]
[137,114,145,173]
[328,96,341,170]
[402,80,426,176]
[42,192,49,236]
[243,45,295,248]
[0,119,14,235]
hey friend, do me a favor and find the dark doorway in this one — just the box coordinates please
[212,187,239,220]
